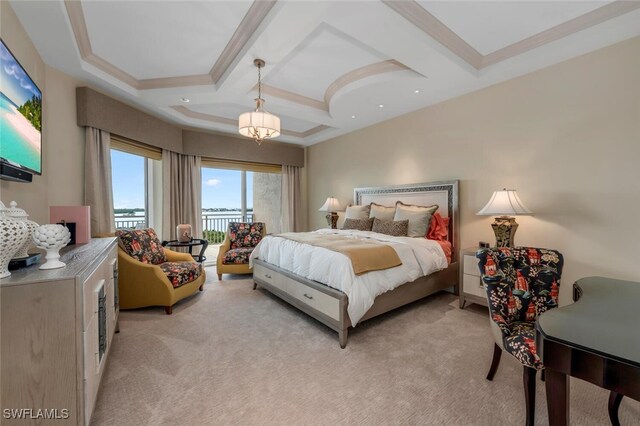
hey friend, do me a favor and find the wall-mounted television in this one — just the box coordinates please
[0,38,42,182]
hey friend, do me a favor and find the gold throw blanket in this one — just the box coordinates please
[277,232,402,275]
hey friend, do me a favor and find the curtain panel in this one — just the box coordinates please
[84,127,115,235]
[281,165,302,232]
[162,150,202,241]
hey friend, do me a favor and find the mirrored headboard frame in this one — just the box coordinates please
[354,180,459,263]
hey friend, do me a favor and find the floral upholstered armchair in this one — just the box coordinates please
[476,247,563,426]
[116,228,206,314]
[216,222,266,280]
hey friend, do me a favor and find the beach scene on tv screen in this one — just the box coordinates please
[0,40,42,174]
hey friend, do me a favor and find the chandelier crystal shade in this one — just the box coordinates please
[238,59,280,145]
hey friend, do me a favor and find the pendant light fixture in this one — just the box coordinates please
[238,59,280,145]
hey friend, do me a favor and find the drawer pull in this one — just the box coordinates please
[265,274,272,279]
[303,293,314,300]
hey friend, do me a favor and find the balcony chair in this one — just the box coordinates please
[476,247,564,426]
[216,222,266,280]
[114,228,206,314]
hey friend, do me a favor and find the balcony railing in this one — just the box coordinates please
[114,212,254,244]
[114,215,146,230]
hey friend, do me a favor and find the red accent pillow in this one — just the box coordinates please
[426,212,449,241]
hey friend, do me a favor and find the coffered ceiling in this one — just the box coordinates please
[10,1,640,146]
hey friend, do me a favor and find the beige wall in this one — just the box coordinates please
[0,2,84,224]
[307,37,640,304]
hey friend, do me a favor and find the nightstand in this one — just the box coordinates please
[459,247,488,308]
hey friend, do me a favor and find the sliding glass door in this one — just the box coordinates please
[201,168,252,243]
[201,167,281,244]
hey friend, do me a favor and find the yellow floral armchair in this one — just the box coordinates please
[216,222,266,280]
[114,229,206,314]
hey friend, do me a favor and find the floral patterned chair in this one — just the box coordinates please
[216,222,266,280]
[115,228,206,314]
[477,247,563,426]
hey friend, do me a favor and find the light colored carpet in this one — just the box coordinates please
[92,269,639,425]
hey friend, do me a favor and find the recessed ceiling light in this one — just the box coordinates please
[414,90,420,94]
[351,115,356,119]
[180,97,190,103]
[378,104,384,108]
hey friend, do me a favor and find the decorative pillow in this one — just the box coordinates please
[371,218,409,236]
[342,217,374,231]
[427,212,450,241]
[344,204,371,220]
[369,203,396,221]
[116,228,167,265]
[229,222,265,249]
[394,201,439,238]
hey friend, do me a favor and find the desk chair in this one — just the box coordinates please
[477,247,564,426]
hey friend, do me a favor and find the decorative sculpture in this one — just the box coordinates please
[33,224,71,270]
[0,201,29,278]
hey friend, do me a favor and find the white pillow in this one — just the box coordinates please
[369,203,396,221]
[344,204,370,220]
[393,201,439,237]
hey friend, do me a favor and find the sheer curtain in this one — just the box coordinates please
[84,127,115,234]
[162,150,202,240]
[281,165,302,232]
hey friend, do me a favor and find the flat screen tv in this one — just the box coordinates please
[0,38,42,181]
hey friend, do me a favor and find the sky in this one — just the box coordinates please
[0,40,41,106]
[110,149,253,210]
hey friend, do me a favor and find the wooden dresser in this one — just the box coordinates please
[0,238,118,425]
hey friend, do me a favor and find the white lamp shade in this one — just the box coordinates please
[318,197,343,212]
[477,189,532,216]
[238,110,280,140]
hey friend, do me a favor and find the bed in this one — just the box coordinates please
[251,180,459,348]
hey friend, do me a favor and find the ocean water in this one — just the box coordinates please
[0,93,41,173]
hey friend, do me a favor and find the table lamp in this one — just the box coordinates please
[477,189,532,247]
[319,197,343,229]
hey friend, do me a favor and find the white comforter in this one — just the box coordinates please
[249,229,448,325]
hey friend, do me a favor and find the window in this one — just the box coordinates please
[201,168,251,243]
[110,137,163,233]
[111,150,147,229]
[201,165,281,244]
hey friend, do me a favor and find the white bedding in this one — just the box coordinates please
[249,229,448,325]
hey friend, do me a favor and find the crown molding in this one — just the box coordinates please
[383,0,640,70]
[65,0,276,90]
[171,105,331,139]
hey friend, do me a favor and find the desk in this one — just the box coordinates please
[536,277,640,425]
[162,238,208,263]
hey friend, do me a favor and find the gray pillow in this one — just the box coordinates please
[371,218,409,237]
[369,202,396,221]
[344,205,371,220]
[393,202,439,237]
[342,217,374,231]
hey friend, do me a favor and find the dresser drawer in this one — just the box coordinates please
[287,282,340,321]
[463,254,480,276]
[83,267,107,331]
[463,274,485,299]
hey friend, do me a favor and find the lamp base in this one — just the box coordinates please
[325,212,339,229]
[491,216,519,247]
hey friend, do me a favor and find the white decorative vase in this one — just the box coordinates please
[3,201,39,259]
[33,224,71,270]
[0,201,29,278]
